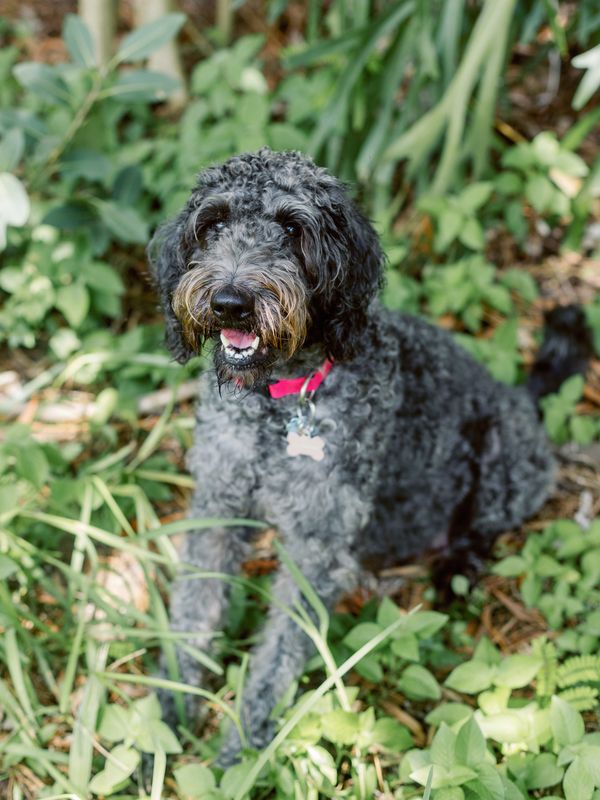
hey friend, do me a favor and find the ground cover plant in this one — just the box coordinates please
[0,1,599,797]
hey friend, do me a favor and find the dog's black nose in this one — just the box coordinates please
[211,286,254,321]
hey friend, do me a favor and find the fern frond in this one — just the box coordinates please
[533,637,558,697]
[557,654,600,688]
[558,685,599,712]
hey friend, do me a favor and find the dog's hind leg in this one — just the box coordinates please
[159,525,251,727]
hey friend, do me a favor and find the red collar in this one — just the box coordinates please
[268,359,333,399]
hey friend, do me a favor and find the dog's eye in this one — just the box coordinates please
[212,220,226,232]
[283,221,301,238]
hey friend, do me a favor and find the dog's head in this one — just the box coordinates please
[149,148,383,388]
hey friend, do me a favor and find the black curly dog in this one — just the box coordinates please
[150,148,590,763]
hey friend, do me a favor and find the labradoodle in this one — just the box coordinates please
[149,147,587,763]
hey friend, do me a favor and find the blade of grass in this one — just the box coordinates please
[233,611,413,800]
[68,641,109,792]
[5,627,37,726]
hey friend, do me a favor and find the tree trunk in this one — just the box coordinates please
[132,0,188,108]
[79,0,117,66]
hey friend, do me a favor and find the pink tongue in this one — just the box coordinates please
[222,329,256,349]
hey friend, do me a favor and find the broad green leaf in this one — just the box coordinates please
[0,555,18,580]
[0,129,25,172]
[88,745,140,795]
[458,217,485,250]
[15,444,49,489]
[398,664,441,700]
[63,14,96,67]
[473,637,502,666]
[570,416,598,445]
[98,705,129,742]
[430,723,457,770]
[93,200,148,243]
[434,206,463,252]
[115,14,186,64]
[425,704,472,727]
[457,181,494,213]
[563,757,594,800]
[321,709,359,745]
[103,70,181,102]
[550,696,584,746]
[455,717,487,768]
[13,62,70,104]
[174,764,217,797]
[445,661,496,694]
[55,283,90,329]
[492,555,527,577]
[370,717,413,751]
[526,173,555,212]
[526,753,564,790]
[342,622,384,650]
[493,655,542,689]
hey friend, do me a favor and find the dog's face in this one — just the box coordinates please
[150,148,383,389]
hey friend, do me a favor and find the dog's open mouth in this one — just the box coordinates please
[220,329,263,367]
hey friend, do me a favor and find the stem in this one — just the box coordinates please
[32,67,108,190]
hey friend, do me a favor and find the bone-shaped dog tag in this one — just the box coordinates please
[286,430,326,461]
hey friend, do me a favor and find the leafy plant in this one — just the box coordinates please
[493,518,600,639]
[540,374,600,445]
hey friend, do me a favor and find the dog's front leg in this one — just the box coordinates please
[160,524,252,726]
[219,531,362,765]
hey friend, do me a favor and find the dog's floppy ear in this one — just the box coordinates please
[304,179,384,361]
[148,213,196,363]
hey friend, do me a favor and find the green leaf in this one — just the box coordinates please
[13,62,70,104]
[570,416,597,445]
[426,704,473,727]
[343,622,384,650]
[398,664,441,700]
[550,696,585,746]
[494,655,542,689]
[559,375,585,404]
[60,149,113,182]
[370,717,413,751]
[0,128,25,172]
[526,173,556,212]
[458,217,485,250]
[55,283,90,329]
[445,661,496,694]
[14,444,49,489]
[63,14,96,67]
[104,70,181,102]
[89,745,139,795]
[434,207,463,252]
[174,764,217,797]
[98,705,129,742]
[93,200,148,243]
[430,723,457,770]
[390,634,420,661]
[115,14,186,64]
[563,757,594,800]
[492,555,527,577]
[321,709,359,745]
[457,181,494,213]
[526,753,564,790]
[455,717,487,768]
[0,555,18,580]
